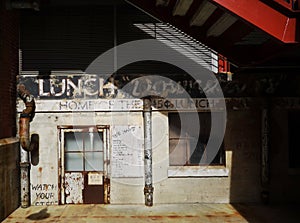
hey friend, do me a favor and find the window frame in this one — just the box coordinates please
[61,126,106,172]
[168,111,228,177]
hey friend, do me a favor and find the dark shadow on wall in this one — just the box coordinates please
[30,134,40,166]
[227,109,261,203]
[229,104,300,222]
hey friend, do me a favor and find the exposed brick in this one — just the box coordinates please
[0,0,19,138]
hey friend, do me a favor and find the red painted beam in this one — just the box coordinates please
[210,0,298,43]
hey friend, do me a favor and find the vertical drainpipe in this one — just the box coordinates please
[143,98,154,206]
[17,84,36,208]
[20,146,30,208]
[261,100,270,204]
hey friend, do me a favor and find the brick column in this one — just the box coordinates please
[0,0,19,138]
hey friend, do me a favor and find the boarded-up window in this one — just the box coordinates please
[169,112,225,166]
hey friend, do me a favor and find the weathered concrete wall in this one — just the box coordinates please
[0,138,20,222]
[153,110,261,204]
[28,112,146,205]
[227,110,261,203]
[26,108,263,205]
[151,111,231,203]
[269,109,300,203]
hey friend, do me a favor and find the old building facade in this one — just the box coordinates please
[1,1,300,221]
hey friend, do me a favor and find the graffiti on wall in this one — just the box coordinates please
[31,183,58,206]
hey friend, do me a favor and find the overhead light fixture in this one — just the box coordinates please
[206,13,238,37]
[173,0,194,16]
[190,0,217,26]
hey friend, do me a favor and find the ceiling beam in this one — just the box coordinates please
[206,13,238,37]
[172,0,194,16]
[190,0,217,26]
[156,0,170,7]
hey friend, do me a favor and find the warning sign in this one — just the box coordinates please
[88,172,103,185]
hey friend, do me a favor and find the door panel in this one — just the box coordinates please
[83,173,104,204]
[60,126,110,204]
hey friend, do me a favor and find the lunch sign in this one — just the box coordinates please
[17,74,224,112]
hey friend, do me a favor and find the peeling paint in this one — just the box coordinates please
[65,173,84,204]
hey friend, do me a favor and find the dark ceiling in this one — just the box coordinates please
[18,0,300,72]
[126,0,300,70]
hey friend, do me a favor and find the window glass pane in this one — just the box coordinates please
[65,132,83,151]
[84,152,103,171]
[84,132,103,151]
[169,112,208,138]
[189,140,206,164]
[65,153,83,171]
[169,139,187,166]
[169,112,224,166]
[169,113,181,138]
[93,132,103,151]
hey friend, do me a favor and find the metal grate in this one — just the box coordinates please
[134,23,219,73]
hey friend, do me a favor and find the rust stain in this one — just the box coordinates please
[38,167,42,173]
[59,216,125,219]
[21,171,27,179]
[167,215,196,218]
[205,212,240,218]
[232,211,241,216]
[59,215,198,219]
[130,215,197,219]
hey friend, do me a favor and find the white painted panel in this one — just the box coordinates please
[64,172,84,204]
[17,99,143,112]
[88,172,103,185]
[111,126,144,178]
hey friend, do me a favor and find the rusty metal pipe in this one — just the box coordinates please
[19,116,30,151]
[143,98,154,206]
[17,84,36,152]
[17,84,36,208]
